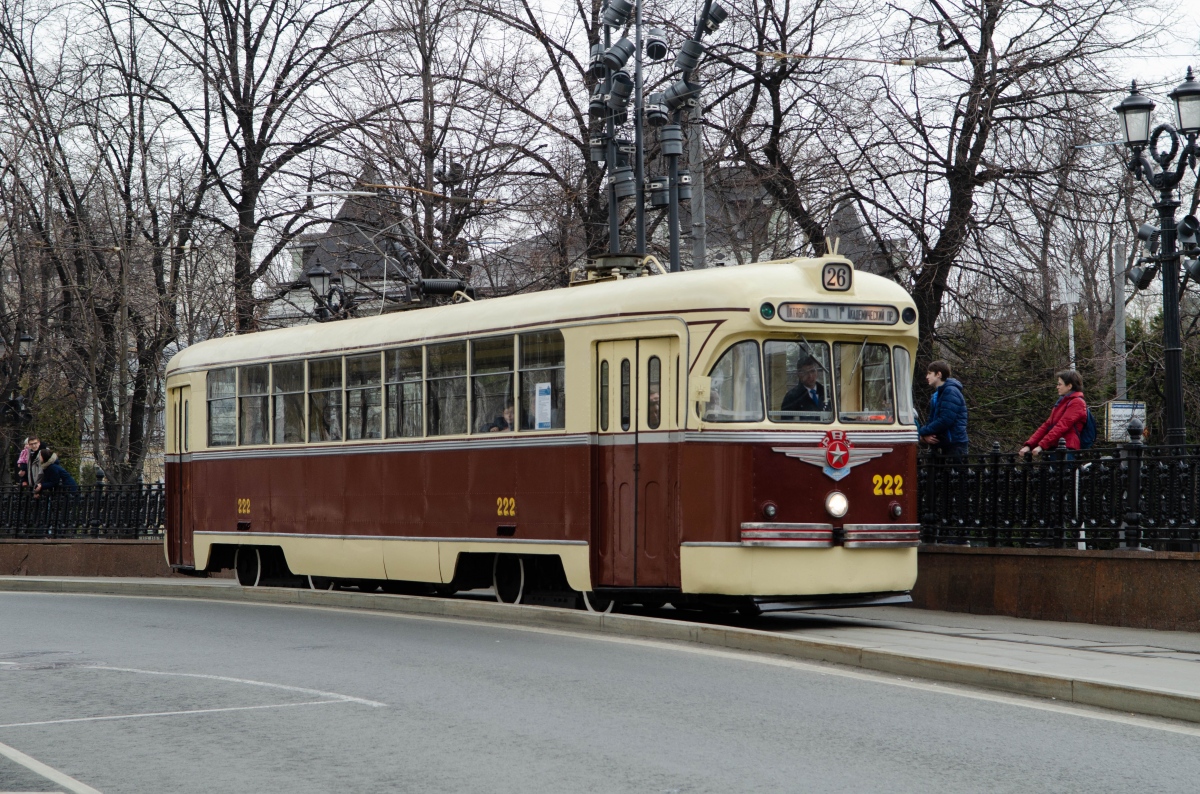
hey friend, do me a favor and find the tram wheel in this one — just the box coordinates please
[493,555,525,604]
[738,601,763,618]
[581,590,614,614]
[639,599,667,610]
[234,547,261,587]
[308,575,335,591]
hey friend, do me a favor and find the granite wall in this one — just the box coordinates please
[912,546,1200,631]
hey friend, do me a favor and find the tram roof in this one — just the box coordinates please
[167,256,916,375]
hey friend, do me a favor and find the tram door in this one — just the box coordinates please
[166,386,193,567]
[595,338,680,588]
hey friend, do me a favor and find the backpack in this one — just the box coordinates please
[1079,408,1097,449]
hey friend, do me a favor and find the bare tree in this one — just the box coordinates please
[0,0,223,481]
[121,0,392,332]
[832,0,1154,362]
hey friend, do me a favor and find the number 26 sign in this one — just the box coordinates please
[822,262,852,292]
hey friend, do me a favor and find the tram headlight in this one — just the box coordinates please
[825,491,849,519]
[762,502,777,519]
[760,302,775,320]
[902,307,916,324]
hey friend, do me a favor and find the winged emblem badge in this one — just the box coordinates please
[773,430,891,481]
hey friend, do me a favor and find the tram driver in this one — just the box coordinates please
[781,355,827,415]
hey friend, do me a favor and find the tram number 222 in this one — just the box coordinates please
[871,475,904,496]
[496,497,517,517]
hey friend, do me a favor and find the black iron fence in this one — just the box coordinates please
[3,438,1197,550]
[919,426,1200,551]
[0,484,166,540]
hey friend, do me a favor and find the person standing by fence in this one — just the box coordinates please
[918,360,969,457]
[33,448,78,494]
[1020,370,1088,459]
[16,438,30,487]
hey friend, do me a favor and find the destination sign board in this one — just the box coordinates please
[779,303,899,325]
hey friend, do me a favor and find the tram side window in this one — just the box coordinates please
[238,365,269,445]
[308,357,343,442]
[207,368,236,446]
[647,356,662,430]
[702,341,763,422]
[472,336,514,433]
[764,340,833,424]
[346,353,382,440]
[894,346,916,425]
[833,342,895,424]
[273,361,305,444]
[519,330,565,430]
[620,359,631,431]
[599,360,609,431]
[427,341,467,435]
[385,347,423,438]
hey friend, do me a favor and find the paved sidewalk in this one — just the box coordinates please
[4,576,1200,723]
[758,606,1200,705]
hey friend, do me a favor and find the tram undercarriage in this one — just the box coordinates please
[193,543,913,617]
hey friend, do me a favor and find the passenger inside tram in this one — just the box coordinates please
[485,403,515,433]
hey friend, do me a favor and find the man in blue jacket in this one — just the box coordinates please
[918,360,968,456]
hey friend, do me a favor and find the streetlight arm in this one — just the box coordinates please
[1127,147,1160,185]
[1130,126,1200,190]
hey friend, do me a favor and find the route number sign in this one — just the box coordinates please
[822,262,852,291]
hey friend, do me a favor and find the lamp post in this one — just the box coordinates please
[589,0,725,272]
[1114,69,1200,447]
[1,332,33,426]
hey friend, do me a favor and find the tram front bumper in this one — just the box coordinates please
[679,543,918,597]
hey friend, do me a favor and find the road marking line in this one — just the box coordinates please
[219,601,1200,737]
[0,699,344,730]
[83,665,386,707]
[0,740,102,794]
[14,592,1199,736]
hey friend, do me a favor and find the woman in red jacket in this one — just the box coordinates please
[1020,370,1088,458]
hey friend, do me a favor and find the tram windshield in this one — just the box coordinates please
[703,340,763,422]
[833,341,895,424]
[703,336,910,426]
[764,339,833,423]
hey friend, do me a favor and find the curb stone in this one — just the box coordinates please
[3,577,1198,724]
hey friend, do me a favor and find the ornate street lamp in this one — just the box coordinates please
[1115,69,1200,446]
[306,263,332,296]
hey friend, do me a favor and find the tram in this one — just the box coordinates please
[163,253,921,612]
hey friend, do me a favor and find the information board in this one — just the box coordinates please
[1105,400,1147,442]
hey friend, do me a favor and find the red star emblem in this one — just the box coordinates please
[822,431,852,470]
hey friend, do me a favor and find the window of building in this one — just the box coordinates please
[472,336,514,433]
[238,365,269,444]
[703,341,763,422]
[519,330,565,430]
[385,347,423,438]
[308,357,343,442]
[834,342,895,424]
[273,361,305,443]
[427,341,467,436]
[207,368,236,446]
[346,353,382,440]
[764,339,833,424]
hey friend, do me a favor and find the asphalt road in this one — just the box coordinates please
[2,592,1200,793]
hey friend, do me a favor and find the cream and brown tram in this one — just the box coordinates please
[164,254,920,612]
